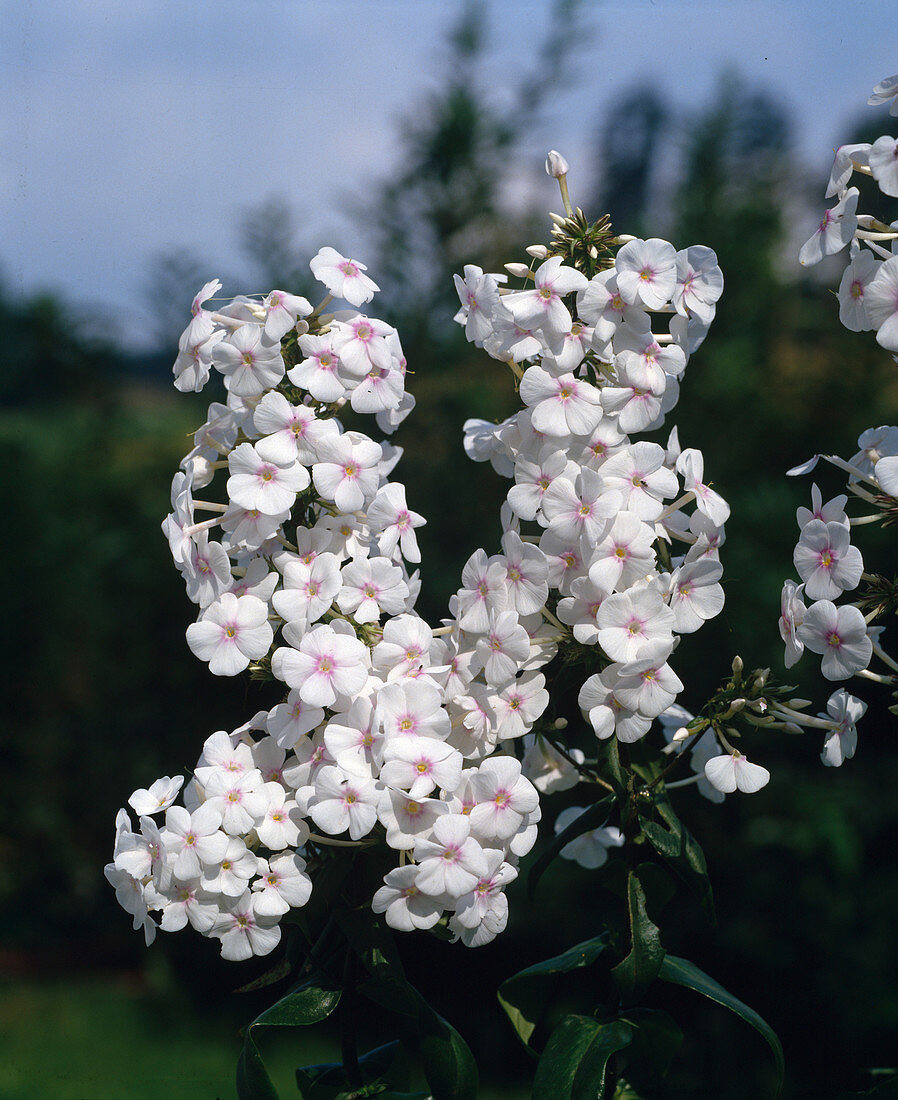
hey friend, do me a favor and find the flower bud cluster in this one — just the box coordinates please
[109,248,549,958]
[453,216,745,799]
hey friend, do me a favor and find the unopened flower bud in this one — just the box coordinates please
[553,717,568,731]
[549,212,568,228]
[504,262,532,279]
[731,655,744,677]
[672,726,691,743]
[294,319,310,336]
[545,150,569,178]
[787,698,812,710]
[526,244,549,260]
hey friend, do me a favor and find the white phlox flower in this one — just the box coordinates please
[704,753,770,795]
[798,601,873,681]
[614,238,677,310]
[819,689,867,767]
[778,580,807,669]
[372,865,446,932]
[227,441,309,515]
[799,188,859,267]
[310,247,380,307]
[601,353,667,433]
[503,256,588,337]
[263,290,312,342]
[453,265,505,346]
[413,814,489,898]
[596,585,675,663]
[864,257,898,352]
[380,737,464,800]
[826,144,870,198]
[796,484,848,529]
[308,765,379,839]
[519,366,604,437]
[554,806,624,869]
[449,850,517,947]
[186,593,274,676]
[838,250,880,332]
[212,890,282,962]
[792,520,863,601]
[868,135,898,198]
[272,622,370,707]
[312,433,382,513]
[328,314,395,377]
[129,776,185,817]
[666,558,725,634]
[672,246,723,323]
[676,448,730,527]
[869,73,898,115]
[213,324,286,396]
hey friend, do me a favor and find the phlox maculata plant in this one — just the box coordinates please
[107,73,898,1100]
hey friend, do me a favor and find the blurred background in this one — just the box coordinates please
[3,1,898,1096]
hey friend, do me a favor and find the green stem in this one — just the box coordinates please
[341,948,361,1088]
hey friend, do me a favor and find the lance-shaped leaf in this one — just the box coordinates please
[408,992,479,1100]
[337,909,418,1017]
[296,1040,402,1099]
[610,869,665,1004]
[837,1074,898,1098]
[638,795,715,920]
[599,737,629,796]
[616,1007,683,1093]
[237,976,342,1100]
[498,935,612,1050]
[532,1015,634,1100]
[233,954,294,994]
[528,795,614,898]
[658,954,784,1097]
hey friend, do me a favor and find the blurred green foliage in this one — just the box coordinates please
[4,6,898,1098]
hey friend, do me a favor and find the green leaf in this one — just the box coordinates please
[233,954,294,994]
[373,1094,430,1099]
[408,991,478,1100]
[532,1015,634,1100]
[237,1034,280,1100]
[528,796,614,898]
[617,1008,683,1092]
[658,954,784,1097]
[611,870,665,1004]
[638,795,715,920]
[296,1041,402,1099]
[498,935,612,1050]
[838,1074,898,1098]
[237,976,342,1100]
[337,910,418,1017]
[600,738,629,796]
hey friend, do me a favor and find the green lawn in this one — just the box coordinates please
[0,974,337,1100]
[0,973,525,1100]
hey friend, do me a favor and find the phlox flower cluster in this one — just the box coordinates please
[109,247,549,958]
[774,433,897,765]
[771,73,898,767]
[799,70,898,358]
[454,204,764,812]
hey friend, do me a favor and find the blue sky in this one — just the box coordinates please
[2,0,896,346]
